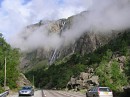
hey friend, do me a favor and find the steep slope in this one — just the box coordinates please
[0,34,20,92]
[19,11,119,72]
[25,31,130,93]
[18,10,130,95]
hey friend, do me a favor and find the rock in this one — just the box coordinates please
[80,72,90,80]
[119,63,125,71]
[70,77,76,85]
[20,12,118,72]
[118,56,126,63]
[67,71,99,90]
[88,76,99,86]
[76,79,83,86]
[16,73,31,87]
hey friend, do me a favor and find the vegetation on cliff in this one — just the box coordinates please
[25,31,130,92]
[0,34,20,92]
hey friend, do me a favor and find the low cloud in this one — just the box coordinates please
[0,0,87,39]
[2,0,130,52]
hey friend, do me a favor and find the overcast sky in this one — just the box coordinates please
[0,0,91,40]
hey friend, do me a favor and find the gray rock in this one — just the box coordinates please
[67,71,99,90]
[16,73,31,87]
[20,12,118,71]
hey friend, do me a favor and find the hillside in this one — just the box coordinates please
[0,34,20,93]
[15,11,130,94]
[25,29,130,93]
[20,11,119,72]
[14,9,130,96]
[0,34,32,93]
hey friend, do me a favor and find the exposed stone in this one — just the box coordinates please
[16,73,31,88]
[76,79,83,86]
[114,56,126,71]
[80,72,90,80]
[119,63,125,71]
[20,11,118,71]
[67,71,99,90]
[70,77,76,85]
[118,56,126,63]
[88,76,99,86]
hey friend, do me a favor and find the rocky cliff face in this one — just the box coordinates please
[20,12,119,72]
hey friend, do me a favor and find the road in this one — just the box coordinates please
[7,90,42,97]
[7,90,86,97]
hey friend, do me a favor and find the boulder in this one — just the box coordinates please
[80,72,90,80]
[87,76,99,86]
[67,72,99,90]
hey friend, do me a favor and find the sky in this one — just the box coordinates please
[0,0,90,40]
[1,0,130,52]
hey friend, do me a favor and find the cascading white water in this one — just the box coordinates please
[49,49,57,65]
[49,20,66,65]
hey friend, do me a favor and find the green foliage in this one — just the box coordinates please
[102,49,113,61]
[25,55,86,89]
[125,59,130,83]
[96,60,127,91]
[25,31,130,92]
[111,61,127,90]
[0,36,20,89]
[88,32,130,65]
[96,60,111,86]
[0,85,4,93]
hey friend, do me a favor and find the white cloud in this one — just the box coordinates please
[0,0,31,39]
[0,0,88,40]
[1,0,130,52]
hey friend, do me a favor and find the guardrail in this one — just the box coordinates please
[0,91,9,97]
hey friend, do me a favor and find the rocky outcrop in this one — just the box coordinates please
[20,11,119,72]
[117,56,126,71]
[67,68,99,90]
[20,32,116,71]
[16,73,31,87]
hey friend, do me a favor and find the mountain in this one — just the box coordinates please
[19,11,119,72]
[18,11,130,95]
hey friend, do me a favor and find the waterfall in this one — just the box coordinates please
[59,20,66,36]
[49,20,66,65]
[61,21,66,31]
[49,49,57,65]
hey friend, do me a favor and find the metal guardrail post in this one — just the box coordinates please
[0,91,9,97]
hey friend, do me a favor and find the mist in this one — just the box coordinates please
[9,0,130,52]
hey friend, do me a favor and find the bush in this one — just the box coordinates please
[96,60,127,91]
[0,36,20,89]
